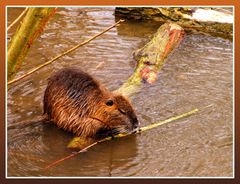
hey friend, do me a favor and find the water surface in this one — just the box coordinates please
[7,7,233,177]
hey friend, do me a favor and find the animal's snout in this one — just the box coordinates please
[132,117,139,129]
[133,123,138,129]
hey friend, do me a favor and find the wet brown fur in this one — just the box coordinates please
[43,68,138,139]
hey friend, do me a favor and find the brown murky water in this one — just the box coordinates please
[7,7,233,177]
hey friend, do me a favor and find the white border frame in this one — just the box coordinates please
[5,5,235,179]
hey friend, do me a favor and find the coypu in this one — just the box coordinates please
[43,68,139,139]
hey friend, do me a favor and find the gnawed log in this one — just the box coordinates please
[115,7,233,40]
[7,7,57,80]
[115,22,184,97]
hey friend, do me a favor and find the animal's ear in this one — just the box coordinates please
[106,100,114,106]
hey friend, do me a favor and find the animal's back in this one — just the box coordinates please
[43,68,138,138]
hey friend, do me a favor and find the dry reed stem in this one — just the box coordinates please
[8,19,125,86]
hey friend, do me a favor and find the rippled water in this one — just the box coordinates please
[7,7,233,177]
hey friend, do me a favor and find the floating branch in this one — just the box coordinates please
[7,19,125,86]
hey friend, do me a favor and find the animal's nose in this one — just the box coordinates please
[130,115,139,130]
[132,118,139,129]
[133,123,138,129]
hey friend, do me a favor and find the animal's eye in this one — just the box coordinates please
[106,100,113,106]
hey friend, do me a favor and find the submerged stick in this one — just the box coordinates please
[44,107,200,170]
[44,137,110,170]
[8,19,125,86]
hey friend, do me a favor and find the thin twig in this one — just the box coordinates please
[7,8,29,31]
[44,107,204,170]
[44,138,110,170]
[8,19,125,86]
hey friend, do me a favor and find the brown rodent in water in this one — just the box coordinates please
[43,68,139,139]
